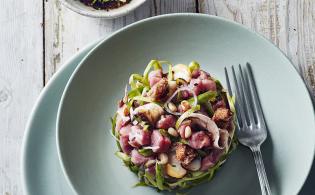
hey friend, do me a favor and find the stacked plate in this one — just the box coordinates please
[22,14,315,195]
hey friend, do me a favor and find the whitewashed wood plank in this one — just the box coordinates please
[45,0,196,83]
[44,0,154,83]
[290,0,315,94]
[199,0,315,95]
[199,0,272,39]
[154,0,196,14]
[0,0,43,194]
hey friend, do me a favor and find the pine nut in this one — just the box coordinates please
[168,127,178,137]
[184,126,192,138]
[168,102,177,112]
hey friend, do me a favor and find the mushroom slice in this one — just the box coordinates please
[166,152,187,179]
[185,158,201,171]
[172,64,192,83]
[132,103,164,125]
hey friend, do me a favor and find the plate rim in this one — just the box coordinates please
[56,13,315,195]
[21,39,101,195]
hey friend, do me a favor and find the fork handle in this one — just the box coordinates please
[251,146,272,195]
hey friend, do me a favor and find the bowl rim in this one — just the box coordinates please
[56,13,315,195]
[59,0,147,18]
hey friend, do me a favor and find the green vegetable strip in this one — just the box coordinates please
[175,105,200,129]
[110,114,117,137]
[227,94,235,113]
[168,64,173,81]
[167,163,220,187]
[155,163,165,190]
[138,148,153,157]
[128,87,143,99]
[214,79,223,91]
[132,96,154,103]
[188,91,217,105]
[143,60,161,86]
[188,61,200,72]
[156,60,173,82]
[203,101,214,116]
[132,182,148,188]
[129,74,144,89]
[145,172,157,186]
[115,151,131,162]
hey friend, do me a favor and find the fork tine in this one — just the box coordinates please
[238,65,256,125]
[231,65,247,128]
[245,63,266,128]
[225,67,241,130]
[224,67,233,96]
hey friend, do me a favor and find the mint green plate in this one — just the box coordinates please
[57,14,315,195]
[21,41,98,195]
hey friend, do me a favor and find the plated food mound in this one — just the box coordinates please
[111,60,237,191]
[80,0,131,10]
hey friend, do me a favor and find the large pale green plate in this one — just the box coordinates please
[21,41,98,195]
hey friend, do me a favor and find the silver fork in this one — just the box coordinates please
[225,63,272,195]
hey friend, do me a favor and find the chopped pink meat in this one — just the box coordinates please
[148,69,163,87]
[198,70,210,80]
[151,130,171,153]
[120,135,133,154]
[181,90,191,99]
[131,149,151,165]
[156,115,176,129]
[190,70,216,95]
[191,70,210,79]
[189,131,211,149]
[115,115,130,133]
[200,150,223,171]
[129,126,151,148]
[147,78,168,100]
[119,124,132,136]
[190,78,217,95]
[115,117,123,132]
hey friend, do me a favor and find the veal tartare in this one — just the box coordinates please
[111,60,237,191]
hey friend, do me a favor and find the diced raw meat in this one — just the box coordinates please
[120,135,133,154]
[156,115,176,129]
[189,131,211,149]
[128,126,151,148]
[148,69,163,87]
[151,130,171,153]
[131,149,151,165]
[200,150,223,171]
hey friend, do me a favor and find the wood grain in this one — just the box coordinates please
[0,0,43,194]
[44,0,196,83]
[199,0,315,95]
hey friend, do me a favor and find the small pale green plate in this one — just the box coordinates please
[57,14,315,195]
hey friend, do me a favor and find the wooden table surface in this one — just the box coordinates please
[1,0,314,194]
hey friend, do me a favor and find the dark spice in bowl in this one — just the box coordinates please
[80,0,131,10]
